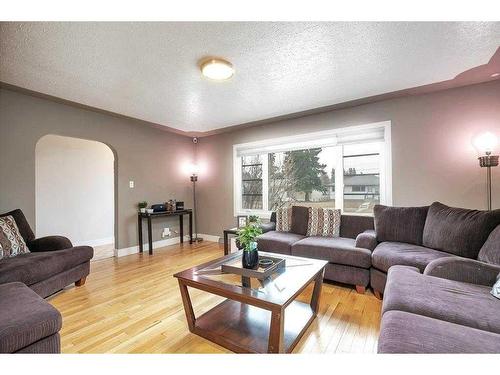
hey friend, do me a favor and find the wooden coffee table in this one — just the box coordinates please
[174,251,327,353]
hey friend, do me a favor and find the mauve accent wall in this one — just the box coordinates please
[195,80,500,237]
[0,88,195,250]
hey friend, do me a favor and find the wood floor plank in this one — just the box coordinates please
[48,242,382,353]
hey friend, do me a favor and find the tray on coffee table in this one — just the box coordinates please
[221,255,285,279]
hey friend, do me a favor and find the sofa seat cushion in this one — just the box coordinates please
[378,310,500,353]
[383,266,500,334]
[291,236,371,268]
[0,282,62,353]
[256,231,305,255]
[372,241,453,273]
[0,246,93,286]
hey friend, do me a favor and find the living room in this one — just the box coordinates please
[1,1,499,374]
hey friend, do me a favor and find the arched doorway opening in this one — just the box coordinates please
[35,134,116,260]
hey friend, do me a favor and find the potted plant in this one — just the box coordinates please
[237,220,263,269]
[138,201,148,213]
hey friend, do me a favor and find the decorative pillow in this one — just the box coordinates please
[307,207,341,237]
[275,207,292,232]
[422,202,500,259]
[374,204,429,246]
[0,215,30,259]
[491,273,500,300]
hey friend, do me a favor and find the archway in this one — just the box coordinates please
[35,134,116,260]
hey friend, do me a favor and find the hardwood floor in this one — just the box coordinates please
[48,241,382,353]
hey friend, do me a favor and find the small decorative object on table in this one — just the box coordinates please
[166,199,176,212]
[237,215,248,228]
[176,201,184,210]
[237,217,263,269]
[138,201,148,213]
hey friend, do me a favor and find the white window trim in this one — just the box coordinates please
[233,121,392,218]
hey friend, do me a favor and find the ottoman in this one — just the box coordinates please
[0,282,62,353]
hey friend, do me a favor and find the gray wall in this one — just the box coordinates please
[0,88,195,249]
[196,80,500,236]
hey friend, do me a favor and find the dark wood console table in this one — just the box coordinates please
[138,209,193,255]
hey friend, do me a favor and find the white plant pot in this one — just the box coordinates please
[140,208,146,213]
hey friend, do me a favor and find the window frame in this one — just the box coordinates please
[233,121,392,218]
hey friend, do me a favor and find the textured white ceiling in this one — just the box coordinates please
[1,22,499,132]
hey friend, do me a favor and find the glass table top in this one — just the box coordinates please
[193,252,322,295]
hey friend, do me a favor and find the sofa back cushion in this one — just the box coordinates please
[0,215,30,259]
[290,206,309,236]
[423,202,500,258]
[339,214,374,239]
[306,207,341,237]
[478,225,500,265]
[374,204,429,245]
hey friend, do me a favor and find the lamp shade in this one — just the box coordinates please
[188,163,199,175]
[473,132,498,155]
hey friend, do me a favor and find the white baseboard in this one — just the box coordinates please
[115,233,220,258]
[75,236,114,247]
[198,233,220,243]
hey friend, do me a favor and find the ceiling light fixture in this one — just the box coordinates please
[200,58,234,81]
[491,73,500,78]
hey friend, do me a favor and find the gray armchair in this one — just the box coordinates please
[0,209,93,297]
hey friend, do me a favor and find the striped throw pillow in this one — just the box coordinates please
[307,208,341,237]
[0,215,30,259]
[275,207,292,232]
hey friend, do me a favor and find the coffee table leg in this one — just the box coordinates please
[178,280,196,332]
[268,308,285,353]
[310,270,324,314]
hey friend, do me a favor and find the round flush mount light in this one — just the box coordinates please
[200,58,234,81]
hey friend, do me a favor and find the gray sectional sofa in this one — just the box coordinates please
[257,205,377,293]
[378,211,500,353]
[370,202,500,297]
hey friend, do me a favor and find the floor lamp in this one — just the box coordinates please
[190,166,203,243]
[473,132,499,211]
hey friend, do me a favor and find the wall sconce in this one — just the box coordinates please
[473,132,499,210]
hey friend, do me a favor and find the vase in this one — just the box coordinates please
[242,246,259,269]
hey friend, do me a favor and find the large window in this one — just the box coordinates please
[233,122,392,216]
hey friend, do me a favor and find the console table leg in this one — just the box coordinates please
[268,309,285,353]
[189,211,193,244]
[147,216,153,255]
[138,215,143,253]
[178,280,196,332]
[179,215,184,244]
[223,231,229,255]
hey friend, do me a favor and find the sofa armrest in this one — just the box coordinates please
[355,229,378,251]
[260,222,276,233]
[424,257,500,287]
[28,236,73,252]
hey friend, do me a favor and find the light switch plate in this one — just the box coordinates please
[129,180,134,188]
